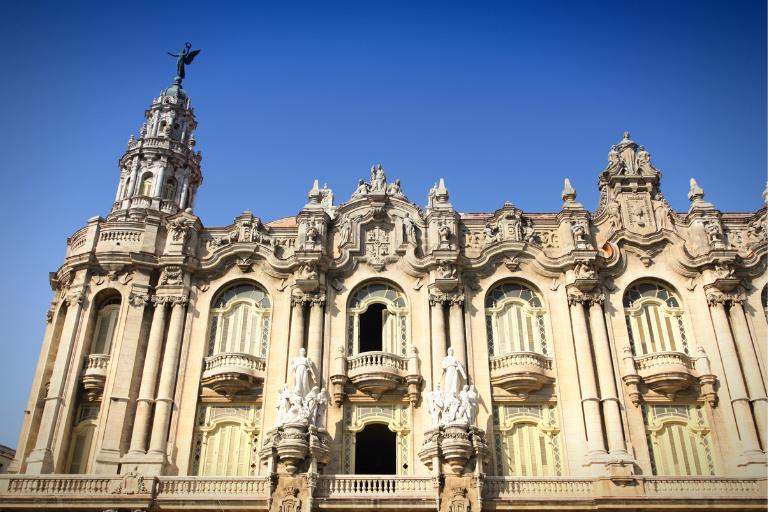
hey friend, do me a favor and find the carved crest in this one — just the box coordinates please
[620,195,656,235]
[365,225,392,270]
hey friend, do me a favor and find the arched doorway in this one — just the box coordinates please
[354,423,397,474]
[359,303,386,352]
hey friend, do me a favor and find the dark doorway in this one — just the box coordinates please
[359,303,386,352]
[355,423,397,474]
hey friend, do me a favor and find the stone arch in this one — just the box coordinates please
[484,280,549,357]
[346,280,409,356]
[622,279,691,356]
[207,280,272,357]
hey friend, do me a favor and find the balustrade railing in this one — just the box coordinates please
[644,476,764,496]
[156,477,270,497]
[315,475,432,497]
[129,196,152,209]
[5,475,118,495]
[84,353,110,371]
[347,351,408,372]
[490,352,552,371]
[634,351,694,371]
[483,476,592,497]
[203,352,266,374]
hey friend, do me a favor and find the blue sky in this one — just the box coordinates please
[0,1,764,447]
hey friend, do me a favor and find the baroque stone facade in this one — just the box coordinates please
[0,78,766,511]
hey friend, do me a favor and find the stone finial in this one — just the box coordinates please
[307,179,322,205]
[763,181,768,207]
[562,178,577,203]
[688,178,705,203]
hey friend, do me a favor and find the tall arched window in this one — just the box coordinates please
[485,282,548,356]
[644,404,715,476]
[191,404,260,476]
[66,405,99,474]
[623,282,689,355]
[163,177,177,201]
[492,404,562,476]
[139,173,154,196]
[207,283,271,357]
[347,282,408,356]
[90,297,120,355]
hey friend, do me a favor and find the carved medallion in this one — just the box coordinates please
[365,225,391,270]
[620,195,656,235]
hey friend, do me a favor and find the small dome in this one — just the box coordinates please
[161,82,187,100]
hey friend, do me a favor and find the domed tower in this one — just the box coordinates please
[110,78,202,217]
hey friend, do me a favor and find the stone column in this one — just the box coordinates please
[587,296,628,457]
[98,291,150,460]
[567,288,606,460]
[153,164,167,197]
[728,298,768,450]
[148,296,187,455]
[448,295,467,371]
[288,296,306,362]
[26,290,85,474]
[430,293,447,383]
[706,292,764,461]
[307,294,325,381]
[128,297,168,454]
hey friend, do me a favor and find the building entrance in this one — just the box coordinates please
[354,423,396,474]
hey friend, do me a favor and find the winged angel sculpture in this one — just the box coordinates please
[168,42,201,83]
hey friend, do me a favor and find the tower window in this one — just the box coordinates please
[163,178,177,201]
[140,174,154,197]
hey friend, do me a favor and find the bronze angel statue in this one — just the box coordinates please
[168,42,201,83]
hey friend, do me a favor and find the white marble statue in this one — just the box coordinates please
[290,348,316,397]
[426,385,444,425]
[441,347,467,396]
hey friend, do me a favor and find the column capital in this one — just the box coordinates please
[291,293,310,308]
[705,288,744,307]
[566,286,589,306]
[447,292,465,307]
[64,288,87,307]
[153,294,188,307]
[429,291,448,306]
[309,293,326,307]
[128,291,151,308]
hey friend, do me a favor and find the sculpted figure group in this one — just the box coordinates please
[275,348,329,428]
[426,348,478,426]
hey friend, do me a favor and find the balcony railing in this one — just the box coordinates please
[483,476,592,498]
[315,475,433,498]
[201,352,267,396]
[644,476,765,496]
[489,351,554,397]
[81,353,110,400]
[340,350,421,400]
[156,476,270,498]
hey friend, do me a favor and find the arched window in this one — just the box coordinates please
[90,297,120,355]
[139,173,154,196]
[347,282,408,356]
[66,405,99,474]
[208,283,271,357]
[342,404,410,475]
[644,404,715,476]
[623,282,689,355]
[492,404,562,476]
[191,404,260,476]
[355,424,397,474]
[162,177,177,201]
[485,282,548,356]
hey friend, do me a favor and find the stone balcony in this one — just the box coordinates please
[622,350,717,405]
[81,353,110,401]
[489,351,554,397]
[200,352,266,397]
[331,348,422,403]
[0,475,764,511]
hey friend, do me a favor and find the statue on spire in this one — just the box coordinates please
[168,42,201,84]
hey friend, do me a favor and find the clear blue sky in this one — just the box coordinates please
[0,1,764,447]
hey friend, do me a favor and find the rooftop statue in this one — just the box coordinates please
[168,42,201,84]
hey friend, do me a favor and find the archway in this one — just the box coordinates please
[354,423,397,474]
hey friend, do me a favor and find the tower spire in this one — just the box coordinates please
[109,67,203,218]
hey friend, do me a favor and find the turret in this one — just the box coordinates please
[110,77,202,217]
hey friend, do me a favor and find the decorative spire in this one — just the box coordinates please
[562,178,576,202]
[687,178,705,202]
[763,181,768,207]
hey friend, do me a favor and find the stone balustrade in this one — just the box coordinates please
[200,352,267,396]
[643,476,766,496]
[483,476,593,497]
[129,195,152,209]
[315,475,433,498]
[489,351,555,397]
[0,475,764,508]
[159,200,180,214]
[632,351,697,398]
[156,476,270,498]
[81,353,110,400]
[343,350,420,399]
